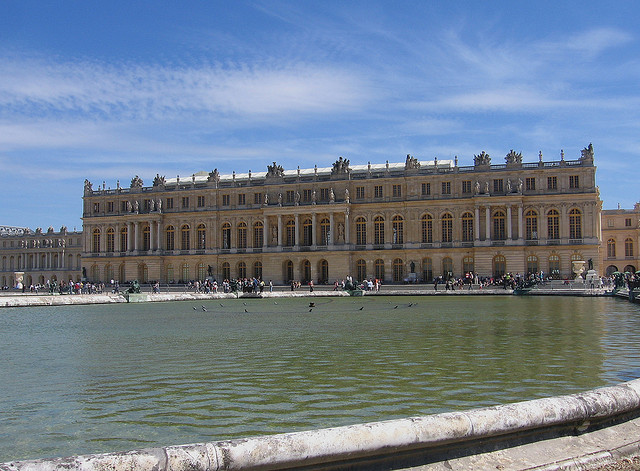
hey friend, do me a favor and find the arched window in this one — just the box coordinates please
[237,222,247,249]
[165,225,175,250]
[197,224,206,250]
[119,264,126,283]
[392,258,404,282]
[547,210,559,239]
[374,216,385,244]
[285,219,295,247]
[181,225,190,250]
[569,208,582,239]
[198,263,206,280]
[222,223,231,249]
[462,256,474,274]
[120,227,128,252]
[375,259,385,281]
[525,210,538,240]
[181,263,189,282]
[142,225,151,251]
[237,261,247,279]
[422,257,433,282]
[166,264,174,283]
[442,257,453,279]
[441,213,453,243]
[492,211,506,240]
[302,219,312,246]
[421,214,433,243]
[106,228,115,252]
[461,212,473,242]
[221,262,230,280]
[302,259,311,282]
[320,218,330,245]
[319,259,329,283]
[549,254,561,277]
[92,228,100,253]
[285,260,294,282]
[625,238,634,257]
[254,261,262,280]
[392,215,403,244]
[138,263,148,283]
[493,255,506,277]
[607,239,616,258]
[527,255,539,274]
[355,217,366,245]
[356,259,366,281]
[253,222,264,248]
[104,264,113,282]
[91,265,99,282]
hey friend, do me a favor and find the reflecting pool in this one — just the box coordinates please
[1,295,639,461]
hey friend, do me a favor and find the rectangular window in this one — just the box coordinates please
[422,182,431,196]
[181,197,189,208]
[121,201,128,212]
[392,184,402,197]
[166,198,174,209]
[222,194,230,206]
[197,195,206,207]
[525,177,536,191]
[303,189,312,202]
[547,176,557,190]
[356,186,365,199]
[93,202,100,213]
[320,188,330,201]
[107,201,114,213]
[143,199,151,211]
[286,190,295,203]
[254,192,262,205]
[608,219,614,227]
[238,193,245,206]
[569,175,579,189]
[374,185,383,198]
[493,179,504,193]
[441,181,451,195]
[462,180,472,194]
[626,218,632,227]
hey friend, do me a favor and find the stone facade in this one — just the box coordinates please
[0,226,83,288]
[81,146,602,284]
[601,203,640,276]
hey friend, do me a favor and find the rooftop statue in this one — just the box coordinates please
[581,143,594,161]
[153,174,166,187]
[130,175,143,189]
[331,156,350,175]
[404,154,420,170]
[207,169,220,184]
[267,162,285,178]
[505,150,523,165]
[84,179,93,194]
[474,151,491,166]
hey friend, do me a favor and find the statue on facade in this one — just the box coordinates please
[506,179,512,193]
[267,161,285,178]
[150,199,156,211]
[130,175,143,189]
[157,198,162,212]
[337,223,345,243]
[474,151,491,166]
[263,193,269,206]
[133,201,139,213]
[484,181,490,194]
[278,193,282,206]
[271,226,278,245]
[84,179,93,194]
[475,181,480,195]
[153,174,166,187]
[329,188,335,203]
[404,154,420,170]
[295,191,300,206]
[505,150,523,165]
[517,178,523,193]
[207,169,220,185]
[311,189,317,205]
[331,156,350,176]
[126,201,132,212]
[344,188,350,203]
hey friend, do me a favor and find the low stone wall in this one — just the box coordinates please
[3,379,640,470]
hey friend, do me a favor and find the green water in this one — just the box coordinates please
[1,295,639,462]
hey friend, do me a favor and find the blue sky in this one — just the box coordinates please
[1,1,638,230]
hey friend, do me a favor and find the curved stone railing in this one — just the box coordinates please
[3,379,640,471]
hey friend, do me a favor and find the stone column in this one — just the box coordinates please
[507,205,512,240]
[345,208,350,244]
[157,221,162,251]
[475,207,480,241]
[277,215,282,247]
[263,217,268,248]
[128,222,134,252]
[518,205,524,240]
[560,204,568,239]
[294,214,299,247]
[134,222,140,251]
[329,212,335,246]
[312,213,317,246]
[485,205,491,240]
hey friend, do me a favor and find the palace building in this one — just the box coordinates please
[601,203,640,276]
[81,145,601,285]
[0,225,83,289]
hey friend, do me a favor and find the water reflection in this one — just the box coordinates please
[0,296,638,461]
